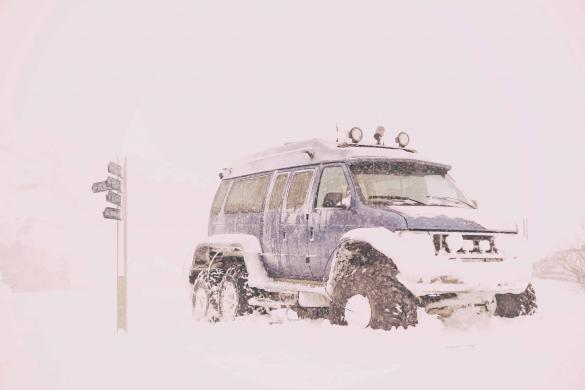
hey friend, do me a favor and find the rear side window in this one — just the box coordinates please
[268,173,288,211]
[224,175,271,213]
[285,170,313,210]
[210,180,231,215]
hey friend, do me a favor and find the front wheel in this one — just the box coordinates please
[328,261,418,330]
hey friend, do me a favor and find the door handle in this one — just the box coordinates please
[309,226,315,241]
[282,230,286,240]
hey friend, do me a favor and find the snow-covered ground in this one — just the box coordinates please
[1,274,584,390]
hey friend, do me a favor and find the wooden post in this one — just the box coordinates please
[117,157,128,332]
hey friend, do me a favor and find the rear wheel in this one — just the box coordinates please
[495,283,537,318]
[329,260,418,330]
[218,264,266,321]
[192,278,210,321]
[191,268,225,322]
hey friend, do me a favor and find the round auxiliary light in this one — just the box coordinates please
[395,131,410,148]
[348,127,364,143]
[445,233,464,253]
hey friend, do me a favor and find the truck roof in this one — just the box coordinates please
[222,138,451,179]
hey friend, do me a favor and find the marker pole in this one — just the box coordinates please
[117,157,128,332]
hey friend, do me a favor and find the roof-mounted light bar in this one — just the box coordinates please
[339,126,413,151]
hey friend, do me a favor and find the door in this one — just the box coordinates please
[281,169,315,279]
[261,172,289,277]
[308,165,354,280]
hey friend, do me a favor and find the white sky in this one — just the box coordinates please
[1,0,585,282]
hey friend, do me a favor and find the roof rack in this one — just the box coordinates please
[337,142,417,154]
[221,138,440,179]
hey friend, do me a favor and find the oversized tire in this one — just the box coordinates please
[218,263,266,321]
[191,268,225,322]
[495,283,537,318]
[328,260,418,330]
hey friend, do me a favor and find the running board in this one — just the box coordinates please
[255,277,328,296]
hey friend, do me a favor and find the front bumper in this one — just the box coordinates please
[396,254,532,297]
[400,275,530,297]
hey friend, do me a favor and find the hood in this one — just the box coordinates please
[389,206,518,233]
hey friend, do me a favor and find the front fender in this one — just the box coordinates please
[326,228,532,297]
[326,227,429,292]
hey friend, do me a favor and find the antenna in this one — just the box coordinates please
[336,123,339,143]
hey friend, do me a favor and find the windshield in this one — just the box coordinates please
[349,160,474,208]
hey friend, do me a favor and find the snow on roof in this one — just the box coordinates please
[222,138,450,179]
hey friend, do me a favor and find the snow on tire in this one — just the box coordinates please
[329,260,418,330]
[494,283,537,318]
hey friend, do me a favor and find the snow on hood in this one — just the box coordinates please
[389,206,518,233]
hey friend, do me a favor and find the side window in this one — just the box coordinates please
[268,173,288,211]
[316,166,351,208]
[224,175,271,214]
[285,170,313,211]
[210,180,231,215]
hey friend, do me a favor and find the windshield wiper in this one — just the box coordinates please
[426,195,474,208]
[369,195,427,205]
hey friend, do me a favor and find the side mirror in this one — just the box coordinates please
[341,195,351,209]
[323,192,343,208]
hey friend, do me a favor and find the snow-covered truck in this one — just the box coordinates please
[188,127,536,330]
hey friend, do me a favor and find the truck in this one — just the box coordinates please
[188,127,536,330]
